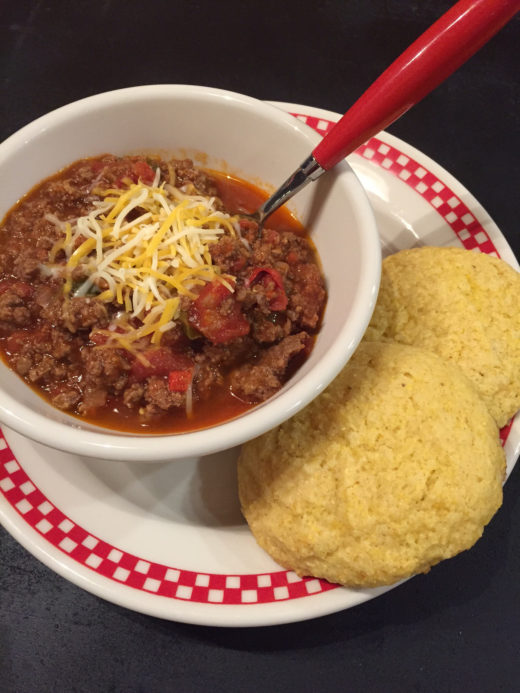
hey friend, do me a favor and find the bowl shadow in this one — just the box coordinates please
[81,446,245,528]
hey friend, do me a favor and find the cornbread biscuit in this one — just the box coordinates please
[238,342,505,588]
[364,246,520,427]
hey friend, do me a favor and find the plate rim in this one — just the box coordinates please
[270,101,519,269]
[1,101,518,627]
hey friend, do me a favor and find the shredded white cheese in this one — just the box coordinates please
[47,169,239,348]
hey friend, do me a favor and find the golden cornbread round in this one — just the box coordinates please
[238,342,505,588]
[363,246,520,427]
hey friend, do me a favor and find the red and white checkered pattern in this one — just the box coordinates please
[0,114,511,606]
[293,114,499,257]
[0,432,335,604]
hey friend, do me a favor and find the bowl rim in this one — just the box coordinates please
[0,84,381,461]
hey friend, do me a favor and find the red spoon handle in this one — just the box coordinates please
[313,0,520,170]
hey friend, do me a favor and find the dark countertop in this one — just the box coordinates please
[1,2,519,691]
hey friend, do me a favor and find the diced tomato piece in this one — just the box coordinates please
[168,369,193,392]
[0,279,33,299]
[130,347,193,381]
[246,267,288,311]
[188,281,250,345]
[131,161,156,185]
[114,160,156,188]
[195,280,231,308]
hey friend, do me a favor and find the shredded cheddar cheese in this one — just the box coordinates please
[47,169,240,347]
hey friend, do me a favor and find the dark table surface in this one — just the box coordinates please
[1,2,519,692]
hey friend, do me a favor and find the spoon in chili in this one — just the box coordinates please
[250,0,519,230]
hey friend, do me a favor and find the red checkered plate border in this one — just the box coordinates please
[1,103,518,627]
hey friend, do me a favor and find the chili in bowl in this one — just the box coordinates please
[0,85,380,461]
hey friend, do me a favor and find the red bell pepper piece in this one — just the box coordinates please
[168,369,193,392]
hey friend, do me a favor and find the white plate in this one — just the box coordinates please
[1,103,518,628]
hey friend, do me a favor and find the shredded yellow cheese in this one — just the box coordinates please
[47,168,240,347]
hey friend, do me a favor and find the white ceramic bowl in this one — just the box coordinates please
[0,85,380,461]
